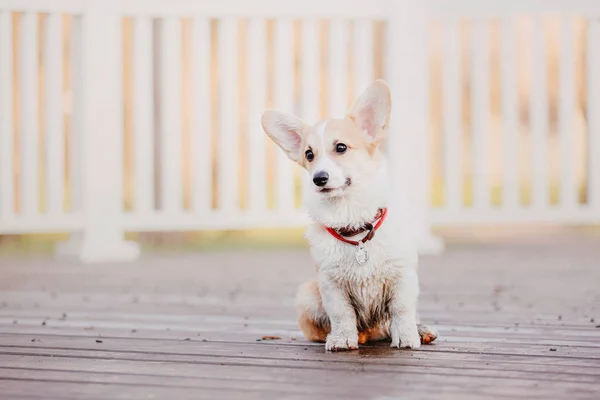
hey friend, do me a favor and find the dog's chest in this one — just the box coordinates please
[345,278,393,331]
[305,223,416,282]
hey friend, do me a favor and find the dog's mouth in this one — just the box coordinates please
[319,177,352,194]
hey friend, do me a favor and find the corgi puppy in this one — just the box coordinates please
[261,80,437,350]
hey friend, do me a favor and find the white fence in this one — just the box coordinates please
[0,0,599,262]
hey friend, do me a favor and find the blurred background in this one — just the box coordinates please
[0,0,599,258]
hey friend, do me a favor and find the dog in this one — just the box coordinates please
[261,80,437,351]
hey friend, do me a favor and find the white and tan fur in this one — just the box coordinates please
[261,80,437,351]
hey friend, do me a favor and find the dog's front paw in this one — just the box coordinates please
[325,332,359,351]
[390,319,421,350]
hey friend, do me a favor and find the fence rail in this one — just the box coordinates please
[4,0,600,17]
[1,0,600,262]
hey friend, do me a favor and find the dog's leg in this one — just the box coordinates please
[389,268,421,349]
[295,279,330,342]
[319,277,359,351]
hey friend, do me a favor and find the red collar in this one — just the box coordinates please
[325,208,388,246]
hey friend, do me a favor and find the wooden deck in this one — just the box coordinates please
[1,231,599,399]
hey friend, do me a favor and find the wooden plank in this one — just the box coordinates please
[1,301,598,339]
[273,19,295,212]
[3,321,600,353]
[501,18,519,210]
[1,354,599,398]
[44,13,65,216]
[0,377,506,400]
[1,299,598,330]
[2,303,598,336]
[530,16,548,209]
[159,17,183,213]
[0,358,595,398]
[217,18,238,212]
[132,16,154,214]
[0,11,14,219]
[471,19,490,210]
[6,354,590,390]
[2,339,600,382]
[1,288,595,323]
[3,337,600,368]
[558,16,576,209]
[246,19,267,213]
[442,20,461,210]
[19,12,39,216]
[0,379,321,400]
[587,19,600,211]
[0,285,598,335]
[1,343,599,386]
[191,17,212,214]
[2,324,600,354]
[0,366,371,397]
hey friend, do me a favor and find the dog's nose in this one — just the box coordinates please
[312,171,329,187]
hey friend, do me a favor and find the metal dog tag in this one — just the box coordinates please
[355,242,369,265]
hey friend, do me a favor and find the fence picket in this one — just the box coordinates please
[328,19,348,116]
[588,18,600,211]
[20,13,39,216]
[69,16,83,213]
[558,16,576,209]
[217,18,238,212]
[442,20,461,210]
[353,20,373,101]
[471,19,490,209]
[501,18,519,210]
[247,19,267,212]
[0,11,13,218]
[300,19,320,206]
[530,16,549,209]
[133,16,154,214]
[191,17,212,214]
[274,19,295,212]
[159,17,183,213]
[44,13,65,216]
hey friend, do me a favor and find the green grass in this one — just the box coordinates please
[0,229,309,257]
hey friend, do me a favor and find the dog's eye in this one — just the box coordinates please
[336,143,347,154]
[305,149,314,162]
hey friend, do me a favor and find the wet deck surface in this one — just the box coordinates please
[1,232,599,399]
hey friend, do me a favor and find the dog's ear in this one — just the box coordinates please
[261,111,308,162]
[348,79,391,145]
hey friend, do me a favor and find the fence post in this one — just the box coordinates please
[56,5,140,263]
[386,0,444,254]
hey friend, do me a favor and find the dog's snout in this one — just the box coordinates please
[313,171,329,187]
